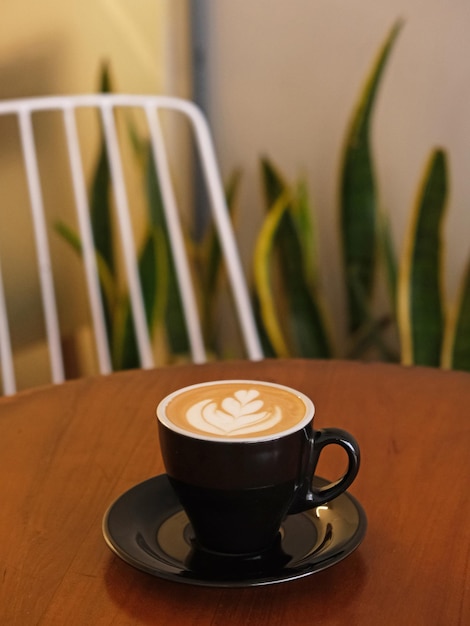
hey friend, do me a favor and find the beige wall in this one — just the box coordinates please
[1,0,191,389]
[1,1,190,98]
[201,0,470,348]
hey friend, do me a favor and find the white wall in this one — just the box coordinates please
[199,0,470,346]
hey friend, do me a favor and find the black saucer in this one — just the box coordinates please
[102,474,366,588]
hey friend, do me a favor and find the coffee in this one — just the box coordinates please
[159,380,312,441]
[157,379,361,556]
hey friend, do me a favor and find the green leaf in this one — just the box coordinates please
[279,201,332,358]
[54,219,117,338]
[253,192,292,357]
[91,63,115,276]
[442,258,470,371]
[260,157,288,208]
[398,149,448,366]
[199,168,241,353]
[54,219,82,254]
[89,134,114,271]
[293,179,319,286]
[125,110,149,168]
[257,160,333,358]
[377,208,398,313]
[98,61,113,94]
[115,228,166,369]
[144,141,166,230]
[143,143,189,357]
[81,61,118,352]
[113,130,190,367]
[340,20,403,332]
[281,183,332,358]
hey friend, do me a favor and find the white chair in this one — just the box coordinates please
[0,94,263,395]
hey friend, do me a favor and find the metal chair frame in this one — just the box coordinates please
[0,94,263,394]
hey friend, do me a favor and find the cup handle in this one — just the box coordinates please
[288,427,360,514]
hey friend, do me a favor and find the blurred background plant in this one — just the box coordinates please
[252,20,469,371]
[57,21,470,372]
[55,65,236,370]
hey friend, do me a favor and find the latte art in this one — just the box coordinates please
[158,380,314,441]
[186,389,282,436]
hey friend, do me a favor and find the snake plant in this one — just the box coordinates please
[398,149,448,366]
[56,64,244,368]
[56,22,470,372]
[251,20,469,371]
[253,158,333,358]
[340,20,403,335]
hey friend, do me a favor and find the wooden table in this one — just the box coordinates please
[1,359,469,625]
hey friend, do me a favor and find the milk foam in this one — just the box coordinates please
[158,380,314,442]
[186,389,282,436]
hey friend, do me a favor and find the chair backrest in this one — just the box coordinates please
[0,94,263,394]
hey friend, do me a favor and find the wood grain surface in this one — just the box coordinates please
[1,359,469,625]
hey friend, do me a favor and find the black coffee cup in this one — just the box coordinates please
[157,380,360,556]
